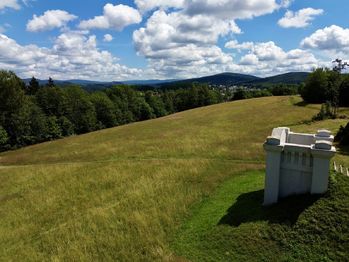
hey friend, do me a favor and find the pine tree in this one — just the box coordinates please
[27,76,40,95]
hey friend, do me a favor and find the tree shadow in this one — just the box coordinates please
[294,101,309,107]
[218,190,321,227]
[336,144,349,156]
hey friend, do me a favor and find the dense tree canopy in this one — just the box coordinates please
[0,71,225,151]
[300,68,347,106]
[0,68,346,152]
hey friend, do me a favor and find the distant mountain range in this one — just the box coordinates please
[23,72,309,90]
[163,72,309,87]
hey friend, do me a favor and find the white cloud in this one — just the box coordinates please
[135,0,185,12]
[278,8,323,28]
[27,10,77,32]
[226,40,320,75]
[79,4,141,31]
[225,40,254,51]
[132,0,294,78]
[239,54,258,65]
[230,21,242,34]
[133,10,239,77]
[0,0,20,10]
[0,32,142,81]
[103,34,113,42]
[279,0,293,8]
[301,25,349,51]
[184,0,279,20]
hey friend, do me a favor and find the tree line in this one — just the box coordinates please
[300,68,349,107]
[300,68,349,146]
[0,70,223,151]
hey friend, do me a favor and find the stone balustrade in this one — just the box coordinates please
[263,127,336,205]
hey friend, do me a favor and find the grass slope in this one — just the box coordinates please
[173,171,349,261]
[0,96,348,261]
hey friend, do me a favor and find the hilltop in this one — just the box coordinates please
[0,96,348,261]
[22,72,309,90]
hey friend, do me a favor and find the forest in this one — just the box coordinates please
[1,68,348,152]
[0,70,225,151]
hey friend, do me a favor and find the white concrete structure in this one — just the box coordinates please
[263,127,336,205]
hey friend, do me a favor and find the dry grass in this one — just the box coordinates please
[0,96,348,261]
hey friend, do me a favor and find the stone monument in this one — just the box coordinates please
[263,127,336,205]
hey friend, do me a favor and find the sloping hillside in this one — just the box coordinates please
[247,72,309,85]
[0,96,348,261]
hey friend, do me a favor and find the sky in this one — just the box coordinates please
[0,0,348,81]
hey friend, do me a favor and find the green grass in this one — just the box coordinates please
[0,96,348,261]
[172,171,349,261]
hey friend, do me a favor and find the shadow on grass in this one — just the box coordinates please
[293,100,309,107]
[219,190,321,227]
[336,144,349,156]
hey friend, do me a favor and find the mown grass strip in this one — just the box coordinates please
[172,171,349,261]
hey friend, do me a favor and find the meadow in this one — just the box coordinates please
[1,96,348,261]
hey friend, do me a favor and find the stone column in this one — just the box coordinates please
[263,143,283,205]
[311,141,336,194]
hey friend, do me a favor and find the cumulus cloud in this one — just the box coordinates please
[0,32,142,81]
[79,4,141,31]
[132,0,294,78]
[278,8,323,28]
[225,40,254,51]
[301,25,349,51]
[135,0,185,12]
[133,10,239,77]
[26,10,77,32]
[0,0,20,10]
[184,0,279,20]
[226,40,320,75]
[279,0,293,8]
[103,34,113,42]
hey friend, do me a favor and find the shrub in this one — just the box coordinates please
[335,122,349,146]
[312,102,336,121]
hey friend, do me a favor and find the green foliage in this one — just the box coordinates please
[268,84,299,96]
[90,92,117,128]
[335,122,349,145]
[45,116,62,140]
[145,91,167,117]
[233,88,272,101]
[0,70,26,125]
[301,68,330,103]
[339,75,349,107]
[312,101,336,121]
[0,70,310,152]
[36,86,68,117]
[26,76,39,95]
[28,100,51,143]
[301,68,347,109]
[0,126,9,146]
[57,116,75,137]
[64,85,97,134]
[47,77,55,88]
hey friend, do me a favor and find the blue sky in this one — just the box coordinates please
[0,0,348,80]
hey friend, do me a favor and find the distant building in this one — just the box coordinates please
[263,127,336,205]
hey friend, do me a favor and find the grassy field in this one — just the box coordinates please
[1,96,349,261]
[173,171,349,261]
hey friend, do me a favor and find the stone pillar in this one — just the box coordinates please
[263,144,283,205]
[311,141,336,194]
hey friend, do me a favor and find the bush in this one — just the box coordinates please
[335,122,349,145]
[0,126,9,146]
[312,102,336,121]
